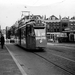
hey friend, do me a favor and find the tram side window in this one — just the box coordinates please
[24,28,26,37]
[31,27,35,36]
[29,25,35,36]
[26,24,35,36]
[26,25,31,36]
[21,28,25,39]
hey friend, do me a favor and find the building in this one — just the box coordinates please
[46,15,61,32]
[6,26,11,39]
[46,15,75,42]
[45,15,61,42]
[69,16,75,30]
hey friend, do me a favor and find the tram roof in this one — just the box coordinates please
[18,23,46,29]
[18,19,46,28]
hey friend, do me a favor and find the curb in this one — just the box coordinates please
[5,45,27,75]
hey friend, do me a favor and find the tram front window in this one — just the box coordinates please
[34,29,45,37]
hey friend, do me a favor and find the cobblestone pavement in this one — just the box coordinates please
[0,45,22,75]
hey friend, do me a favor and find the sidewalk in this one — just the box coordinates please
[0,45,22,75]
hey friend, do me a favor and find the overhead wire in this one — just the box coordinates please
[32,0,39,6]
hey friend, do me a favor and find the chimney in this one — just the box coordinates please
[68,16,69,19]
[0,25,1,30]
[59,15,61,20]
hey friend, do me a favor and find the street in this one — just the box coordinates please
[5,43,75,75]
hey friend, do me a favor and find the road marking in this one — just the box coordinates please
[52,53,75,63]
[5,45,27,75]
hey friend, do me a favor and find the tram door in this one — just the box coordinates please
[26,24,36,49]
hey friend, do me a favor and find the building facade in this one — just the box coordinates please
[46,15,75,42]
[69,16,75,30]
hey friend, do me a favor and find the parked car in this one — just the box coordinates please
[10,36,15,43]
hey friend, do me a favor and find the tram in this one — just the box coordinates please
[15,19,47,50]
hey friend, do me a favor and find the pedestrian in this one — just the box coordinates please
[1,34,5,49]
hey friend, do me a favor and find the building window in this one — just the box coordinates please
[62,23,68,27]
[57,23,59,25]
[71,23,73,25]
[47,24,50,29]
[54,29,56,32]
[62,29,64,31]
[57,29,59,32]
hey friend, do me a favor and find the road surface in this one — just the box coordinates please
[5,43,75,75]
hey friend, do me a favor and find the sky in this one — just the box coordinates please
[0,0,75,29]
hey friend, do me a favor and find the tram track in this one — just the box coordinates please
[33,50,74,75]
[16,44,75,75]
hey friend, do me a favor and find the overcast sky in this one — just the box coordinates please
[0,0,75,29]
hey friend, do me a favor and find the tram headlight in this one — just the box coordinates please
[40,39,42,43]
